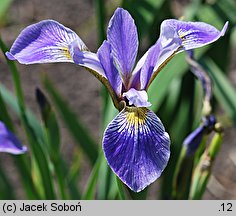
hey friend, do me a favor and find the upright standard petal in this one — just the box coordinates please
[97,41,122,96]
[160,19,228,51]
[139,38,181,89]
[0,122,27,155]
[103,107,170,192]
[107,8,138,83]
[6,20,87,64]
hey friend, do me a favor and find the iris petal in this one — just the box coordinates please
[123,88,151,107]
[70,44,106,78]
[133,20,227,90]
[133,37,181,90]
[0,122,27,155]
[103,107,170,192]
[160,19,228,51]
[183,126,205,156]
[6,20,86,64]
[97,41,122,96]
[107,8,138,83]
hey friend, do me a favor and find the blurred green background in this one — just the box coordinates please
[0,0,236,199]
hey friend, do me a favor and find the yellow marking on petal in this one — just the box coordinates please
[178,30,187,41]
[60,47,72,60]
[126,107,148,129]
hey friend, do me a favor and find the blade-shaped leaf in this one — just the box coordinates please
[43,75,98,164]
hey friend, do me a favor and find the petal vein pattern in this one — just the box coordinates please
[6,20,87,64]
[160,19,228,51]
[107,8,138,81]
[103,107,170,192]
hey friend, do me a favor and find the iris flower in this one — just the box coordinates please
[0,121,27,154]
[6,8,227,192]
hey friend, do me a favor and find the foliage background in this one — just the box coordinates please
[0,0,236,199]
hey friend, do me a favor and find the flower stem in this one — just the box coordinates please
[189,131,223,199]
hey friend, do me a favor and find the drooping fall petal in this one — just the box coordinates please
[0,122,27,155]
[103,107,170,192]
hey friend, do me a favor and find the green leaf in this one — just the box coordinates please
[122,0,168,40]
[35,88,60,154]
[1,37,56,199]
[148,52,188,112]
[0,37,45,144]
[0,0,13,21]
[43,75,98,164]
[35,88,70,199]
[116,177,127,200]
[214,0,236,25]
[0,163,15,199]
[94,0,106,45]
[0,90,14,131]
[82,152,103,199]
[0,84,45,144]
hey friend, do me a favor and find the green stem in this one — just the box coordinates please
[189,131,223,199]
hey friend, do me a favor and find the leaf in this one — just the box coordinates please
[35,88,60,154]
[43,75,98,164]
[82,152,103,199]
[215,0,236,25]
[0,164,15,199]
[0,84,45,144]
[0,37,55,199]
[122,0,167,40]
[0,0,13,21]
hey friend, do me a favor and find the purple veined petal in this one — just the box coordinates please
[69,41,106,78]
[160,19,228,51]
[123,88,151,107]
[0,122,27,155]
[6,20,87,64]
[103,107,170,192]
[139,42,162,90]
[107,8,138,84]
[71,41,120,109]
[129,50,149,89]
[139,37,181,90]
[132,50,150,76]
[129,69,141,89]
[97,41,122,96]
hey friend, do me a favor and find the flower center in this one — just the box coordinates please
[122,88,152,108]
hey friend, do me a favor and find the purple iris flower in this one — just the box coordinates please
[0,121,27,154]
[6,8,228,192]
